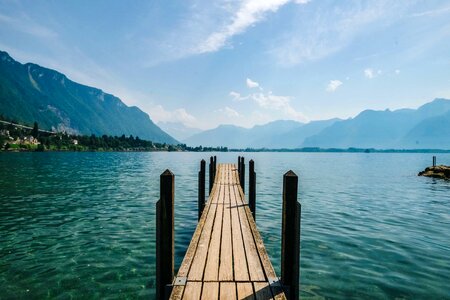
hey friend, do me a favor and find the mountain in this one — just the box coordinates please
[184,120,307,148]
[402,109,450,149]
[157,121,202,141]
[183,124,249,148]
[302,98,450,149]
[0,50,177,144]
[253,118,340,148]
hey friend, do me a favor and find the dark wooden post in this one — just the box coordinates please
[198,159,206,221]
[213,156,217,177]
[433,156,436,167]
[249,159,256,219]
[240,157,245,193]
[238,156,241,175]
[281,170,301,300]
[209,156,214,194]
[156,170,175,300]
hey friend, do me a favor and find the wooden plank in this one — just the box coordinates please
[188,185,220,280]
[230,171,250,281]
[253,282,273,300]
[237,282,254,300]
[171,163,288,300]
[203,184,224,281]
[171,286,185,300]
[176,179,219,278]
[182,282,202,300]
[219,176,233,281]
[201,282,219,299]
[232,182,265,281]
[220,282,237,300]
[235,177,278,280]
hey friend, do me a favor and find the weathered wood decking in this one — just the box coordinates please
[170,163,286,299]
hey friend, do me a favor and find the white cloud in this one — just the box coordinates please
[246,78,260,88]
[141,0,313,65]
[252,91,307,121]
[195,0,292,54]
[229,91,242,100]
[326,80,343,92]
[231,79,307,121]
[410,6,450,17]
[364,68,375,79]
[216,106,240,118]
[149,105,198,128]
[229,91,250,101]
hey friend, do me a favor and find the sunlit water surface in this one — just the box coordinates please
[0,152,449,299]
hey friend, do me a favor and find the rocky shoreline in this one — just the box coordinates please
[418,165,450,180]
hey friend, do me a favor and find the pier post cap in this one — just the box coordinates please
[161,169,174,176]
[201,159,205,163]
[249,159,254,163]
[283,170,297,177]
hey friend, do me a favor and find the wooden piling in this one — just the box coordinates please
[249,159,256,219]
[156,169,175,300]
[209,156,214,194]
[281,170,301,300]
[433,156,436,167]
[213,156,217,177]
[240,157,245,193]
[238,156,241,175]
[198,159,206,221]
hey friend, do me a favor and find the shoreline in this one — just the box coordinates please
[1,148,450,153]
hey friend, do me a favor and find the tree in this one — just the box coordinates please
[32,122,39,138]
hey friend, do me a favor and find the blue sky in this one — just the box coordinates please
[1,0,450,129]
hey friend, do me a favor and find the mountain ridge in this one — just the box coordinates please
[184,99,450,149]
[0,50,178,144]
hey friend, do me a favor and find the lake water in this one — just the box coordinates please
[0,152,449,299]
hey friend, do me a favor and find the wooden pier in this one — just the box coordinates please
[156,158,301,299]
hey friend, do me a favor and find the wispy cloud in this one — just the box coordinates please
[142,0,312,65]
[195,0,307,54]
[326,80,343,92]
[364,68,374,79]
[246,77,260,88]
[216,106,240,118]
[364,68,382,79]
[229,91,250,101]
[410,5,450,17]
[0,12,57,39]
[229,78,307,121]
[150,105,198,128]
[270,1,409,66]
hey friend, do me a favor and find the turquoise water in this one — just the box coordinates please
[0,152,449,299]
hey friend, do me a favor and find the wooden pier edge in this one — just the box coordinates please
[156,159,301,300]
[156,170,175,300]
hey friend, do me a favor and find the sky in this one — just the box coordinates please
[1,0,450,129]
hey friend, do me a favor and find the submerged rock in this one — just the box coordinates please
[418,165,450,180]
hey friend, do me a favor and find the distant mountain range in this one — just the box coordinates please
[185,99,450,149]
[302,99,450,149]
[157,121,202,141]
[183,119,337,148]
[2,50,449,150]
[0,50,177,144]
